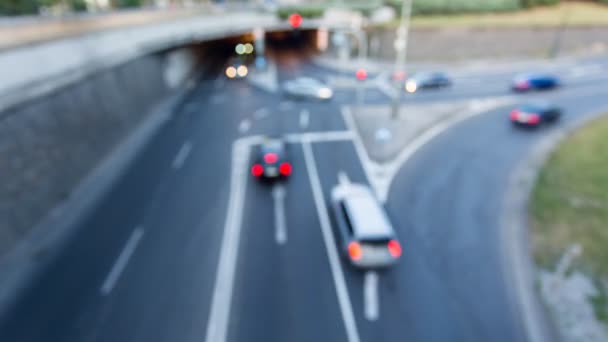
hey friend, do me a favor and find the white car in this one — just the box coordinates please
[283,77,333,100]
[330,177,402,268]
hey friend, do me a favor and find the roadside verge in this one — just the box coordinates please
[501,106,608,342]
[530,113,608,341]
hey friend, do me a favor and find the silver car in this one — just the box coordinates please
[330,178,402,268]
[283,77,333,100]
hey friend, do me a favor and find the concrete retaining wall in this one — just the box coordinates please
[0,48,196,257]
[368,27,608,61]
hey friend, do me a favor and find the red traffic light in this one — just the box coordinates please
[356,68,367,81]
[289,13,302,28]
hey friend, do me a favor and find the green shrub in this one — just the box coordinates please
[113,0,141,8]
[521,0,560,8]
[277,6,325,20]
[0,0,40,15]
[386,0,520,15]
[67,0,87,12]
[345,2,381,17]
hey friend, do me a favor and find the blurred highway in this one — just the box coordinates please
[1,45,608,342]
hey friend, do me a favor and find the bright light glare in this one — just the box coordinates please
[405,81,417,93]
[226,66,237,78]
[244,43,254,54]
[235,44,246,55]
[355,68,367,81]
[318,87,333,99]
[348,241,362,260]
[279,162,292,176]
[388,240,402,258]
[264,153,278,164]
[528,114,541,124]
[251,164,264,177]
[237,65,248,77]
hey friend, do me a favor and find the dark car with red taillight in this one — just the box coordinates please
[251,138,292,180]
[510,102,561,127]
[330,174,401,268]
[511,73,560,92]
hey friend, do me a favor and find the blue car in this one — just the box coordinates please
[511,73,560,92]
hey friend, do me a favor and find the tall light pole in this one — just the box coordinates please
[549,6,571,59]
[354,28,368,114]
[391,0,413,119]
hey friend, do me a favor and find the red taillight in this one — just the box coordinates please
[251,164,264,177]
[356,68,367,81]
[264,153,278,164]
[528,114,540,125]
[392,71,406,81]
[387,240,402,258]
[348,242,362,261]
[279,162,292,176]
[510,110,519,121]
[289,13,302,28]
[516,80,530,89]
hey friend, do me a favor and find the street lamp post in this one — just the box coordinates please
[330,14,368,114]
[391,0,413,119]
[549,7,571,59]
[353,28,367,113]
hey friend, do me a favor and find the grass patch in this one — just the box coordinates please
[378,2,608,28]
[386,0,520,15]
[591,287,608,324]
[277,6,325,20]
[530,113,608,323]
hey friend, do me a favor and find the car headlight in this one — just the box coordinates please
[237,65,248,77]
[226,66,237,78]
[318,87,333,98]
[405,81,417,93]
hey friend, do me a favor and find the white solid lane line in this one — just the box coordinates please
[300,109,310,129]
[364,271,379,321]
[272,184,287,245]
[204,140,250,342]
[338,170,350,187]
[238,119,251,133]
[339,106,380,193]
[302,140,361,342]
[100,227,144,295]
[172,141,192,170]
[284,130,354,144]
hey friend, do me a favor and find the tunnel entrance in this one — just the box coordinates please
[265,29,320,66]
[168,28,320,81]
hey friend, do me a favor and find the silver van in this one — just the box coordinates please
[330,179,402,268]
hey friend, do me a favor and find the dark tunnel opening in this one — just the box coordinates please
[165,28,321,82]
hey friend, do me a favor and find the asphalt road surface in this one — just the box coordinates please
[1,51,607,342]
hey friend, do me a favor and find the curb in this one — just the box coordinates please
[501,106,608,342]
[0,86,189,320]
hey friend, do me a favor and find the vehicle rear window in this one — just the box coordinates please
[360,238,390,247]
[339,201,354,235]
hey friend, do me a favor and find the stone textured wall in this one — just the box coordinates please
[368,27,608,61]
[0,52,174,255]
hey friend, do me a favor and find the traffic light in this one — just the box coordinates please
[289,13,302,29]
[356,68,367,81]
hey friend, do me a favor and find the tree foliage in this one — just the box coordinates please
[0,0,41,15]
